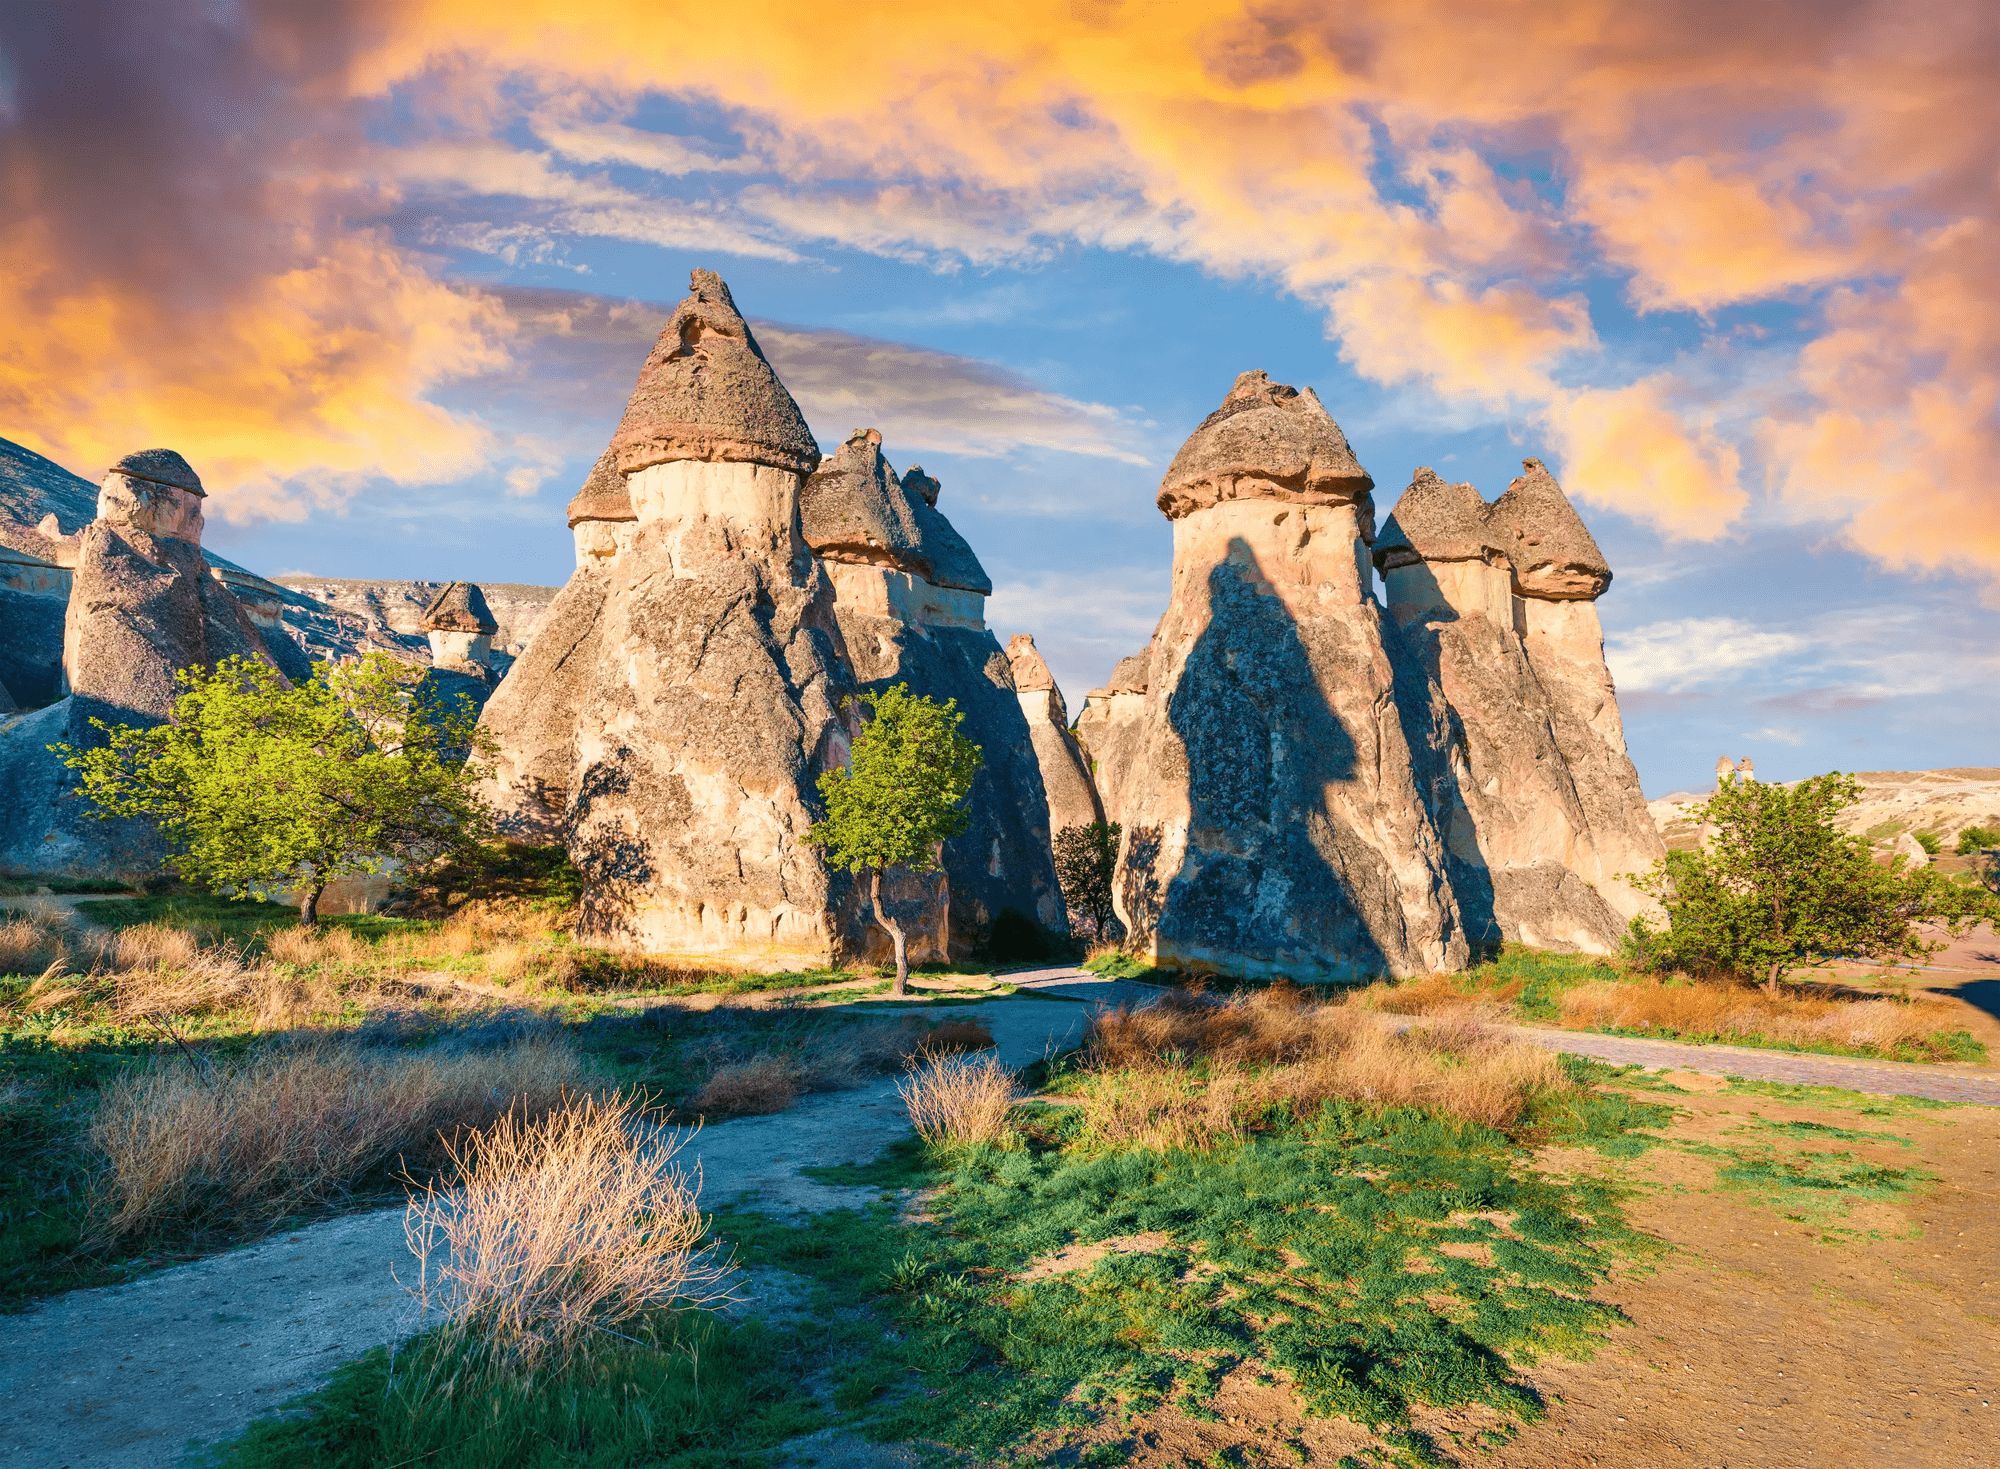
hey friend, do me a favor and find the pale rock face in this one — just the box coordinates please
[798,431,1065,946]
[427,629,493,668]
[1375,463,1662,945]
[1076,647,1153,828]
[1115,376,1465,980]
[97,472,204,542]
[1006,633,1104,839]
[1893,831,1931,867]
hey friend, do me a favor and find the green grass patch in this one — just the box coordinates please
[70,894,413,945]
[0,876,139,896]
[1082,951,1170,982]
[1573,1021,1985,1066]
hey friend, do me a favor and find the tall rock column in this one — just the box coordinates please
[1488,460,1665,921]
[1005,634,1103,838]
[1075,646,1154,829]
[553,270,858,965]
[1374,469,1623,952]
[1,449,286,878]
[1114,372,1465,979]
[799,430,1066,950]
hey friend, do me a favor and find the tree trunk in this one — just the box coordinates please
[1765,960,1782,999]
[932,841,950,969]
[300,881,325,929]
[871,867,908,997]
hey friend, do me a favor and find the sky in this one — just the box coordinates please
[2,0,1995,797]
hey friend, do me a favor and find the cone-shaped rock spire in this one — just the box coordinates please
[1372,468,1500,570]
[608,269,820,477]
[799,429,991,594]
[1157,370,1374,519]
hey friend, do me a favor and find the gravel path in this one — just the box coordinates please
[0,996,1091,1469]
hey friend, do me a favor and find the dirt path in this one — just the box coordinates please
[0,996,1092,1469]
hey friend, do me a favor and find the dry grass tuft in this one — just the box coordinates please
[1557,979,1968,1058]
[407,1093,731,1376]
[0,909,78,979]
[88,1034,596,1243]
[899,1052,1021,1147]
[1074,991,1573,1145]
[690,1057,800,1116]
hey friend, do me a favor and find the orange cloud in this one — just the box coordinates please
[5,0,1995,586]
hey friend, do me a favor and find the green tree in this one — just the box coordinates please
[1957,824,1999,855]
[1053,821,1122,941]
[55,654,496,925]
[807,684,983,996]
[1628,771,1997,995]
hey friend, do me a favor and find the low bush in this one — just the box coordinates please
[87,1034,596,1243]
[1958,824,2000,855]
[898,1052,1020,1147]
[406,1093,729,1376]
[687,1014,995,1117]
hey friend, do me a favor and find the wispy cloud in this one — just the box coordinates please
[1606,617,1807,693]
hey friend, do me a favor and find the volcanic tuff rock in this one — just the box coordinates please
[0,451,292,879]
[1075,645,1154,832]
[800,430,1064,949]
[1006,634,1103,840]
[1375,469,1624,952]
[1112,374,1465,980]
[482,270,865,967]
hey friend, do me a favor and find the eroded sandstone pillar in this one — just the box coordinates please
[1113,372,1465,979]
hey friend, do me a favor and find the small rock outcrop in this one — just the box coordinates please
[1005,634,1103,838]
[0,450,292,878]
[1076,645,1154,827]
[800,430,1065,950]
[1111,372,1466,979]
[420,582,499,672]
[481,270,862,967]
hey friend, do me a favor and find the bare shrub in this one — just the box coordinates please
[407,1093,731,1376]
[690,1057,800,1116]
[1074,992,1573,1144]
[1558,978,1966,1059]
[899,1052,1020,1147]
[88,1034,596,1242]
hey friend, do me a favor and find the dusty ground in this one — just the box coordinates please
[1032,1074,2000,1469]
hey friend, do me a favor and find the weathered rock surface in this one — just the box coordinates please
[484,270,869,968]
[1113,373,1466,980]
[800,431,1064,950]
[1076,645,1154,829]
[1006,633,1103,839]
[0,544,68,707]
[1376,466,1629,953]
[0,452,293,878]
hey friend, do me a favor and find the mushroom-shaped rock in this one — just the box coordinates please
[608,269,820,477]
[420,581,498,635]
[565,448,635,528]
[1372,469,1499,571]
[800,431,993,597]
[109,449,205,495]
[1157,370,1374,519]
[1486,459,1610,601]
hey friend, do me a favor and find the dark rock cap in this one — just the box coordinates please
[565,447,636,527]
[608,269,821,478]
[1157,370,1373,520]
[799,430,991,595]
[1486,459,1611,600]
[1372,469,1503,572]
[420,581,499,634]
[901,465,942,507]
[1106,649,1150,695]
[110,449,205,497]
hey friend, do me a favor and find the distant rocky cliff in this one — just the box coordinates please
[1650,768,2000,869]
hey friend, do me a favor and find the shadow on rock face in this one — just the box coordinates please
[1140,537,1390,978]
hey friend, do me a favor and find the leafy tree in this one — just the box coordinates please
[55,654,495,925]
[1913,830,1942,856]
[1958,824,2000,855]
[1053,821,1122,941]
[1628,771,1997,995]
[807,684,982,996]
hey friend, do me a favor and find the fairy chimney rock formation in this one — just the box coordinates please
[1374,459,1662,947]
[798,429,1065,943]
[1114,373,1465,979]
[420,581,499,672]
[3,449,288,879]
[565,448,637,568]
[481,269,864,967]
[1006,633,1104,838]
[1077,645,1155,829]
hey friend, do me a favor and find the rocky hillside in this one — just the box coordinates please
[274,578,558,657]
[1650,768,2000,870]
